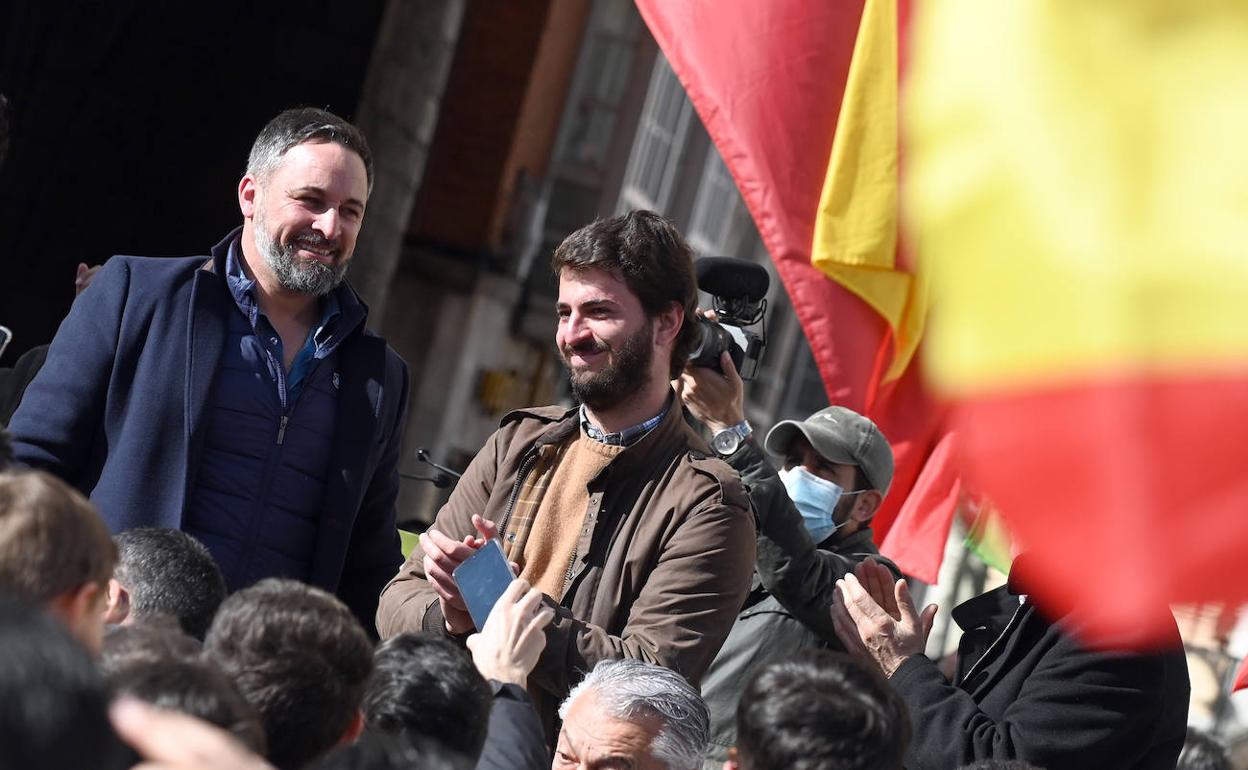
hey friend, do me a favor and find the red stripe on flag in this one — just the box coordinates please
[1234,656,1248,693]
[636,0,957,578]
[634,1,865,395]
[955,373,1248,643]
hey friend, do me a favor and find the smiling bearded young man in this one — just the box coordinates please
[8,108,410,632]
[377,210,756,740]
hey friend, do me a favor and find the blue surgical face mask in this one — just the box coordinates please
[778,465,861,544]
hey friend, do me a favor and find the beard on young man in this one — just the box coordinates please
[560,318,654,411]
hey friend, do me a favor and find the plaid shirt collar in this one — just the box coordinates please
[579,396,672,447]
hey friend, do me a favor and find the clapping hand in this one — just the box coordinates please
[831,566,938,679]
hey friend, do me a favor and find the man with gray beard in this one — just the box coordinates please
[8,108,409,631]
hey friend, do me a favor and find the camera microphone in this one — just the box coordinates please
[689,257,771,380]
[695,257,770,302]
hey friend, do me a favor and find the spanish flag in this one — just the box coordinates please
[636,0,957,581]
[907,0,1248,641]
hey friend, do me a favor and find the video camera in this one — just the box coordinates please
[687,257,770,380]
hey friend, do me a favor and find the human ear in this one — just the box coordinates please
[238,175,260,219]
[654,302,685,347]
[48,581,106,655]
[853,489,884,521]
[103,578,130,625]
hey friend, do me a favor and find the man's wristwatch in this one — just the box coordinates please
[710,420,753,456]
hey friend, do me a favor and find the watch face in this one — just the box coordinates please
[712,430,740,456]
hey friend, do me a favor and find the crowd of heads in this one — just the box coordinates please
[0,466,474,768]
[0,460,927,770]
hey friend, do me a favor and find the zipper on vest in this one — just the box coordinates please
[276,415,289,445]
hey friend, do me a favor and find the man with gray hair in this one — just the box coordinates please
[9,107,408,631]
[554,659,709,770]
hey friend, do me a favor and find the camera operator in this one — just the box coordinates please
[677,333,900,768]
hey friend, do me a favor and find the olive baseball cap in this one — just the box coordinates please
[764,406,894,495]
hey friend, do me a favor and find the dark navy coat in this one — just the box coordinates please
[8,231,408,630]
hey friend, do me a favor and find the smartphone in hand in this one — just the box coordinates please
[452,538,514,632]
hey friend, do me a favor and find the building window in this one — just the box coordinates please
[555,0,640,179]
[687,148,745,257]
[617,54,693,213]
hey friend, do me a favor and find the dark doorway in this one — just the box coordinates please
[0,0,384,361]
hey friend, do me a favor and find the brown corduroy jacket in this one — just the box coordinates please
[376,399,755,731]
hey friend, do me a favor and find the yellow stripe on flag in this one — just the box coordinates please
[907,0,1248,396]
[812,0,923,383]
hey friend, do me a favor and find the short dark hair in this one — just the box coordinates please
[1177,728,1232,770]
[107,656,267,754]
[363,634,492,761]
[309,732,471,770]
[114,527,227,639]
[551,210,700,377]
[204,578,374,770]
[0,470,117,605]
[736,651,910,770]
[99,616,203,679]
[247,107,373,191]
[0,597,130,770]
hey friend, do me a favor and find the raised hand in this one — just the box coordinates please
[111,697,274,770]
[677,336,746,434]
[831,572,938,679]
[854,557,901,621]
[466,578,555,686]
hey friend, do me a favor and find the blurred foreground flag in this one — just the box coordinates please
[636,0,957,581]
[907,0,1248,642]
[1234,657,1248,694]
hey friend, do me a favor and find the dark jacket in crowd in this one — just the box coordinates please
[6,231,408,629]
[891,563,1190,770]
[701,438,900,767]
[377,401,756,738]
[476,682,547,770]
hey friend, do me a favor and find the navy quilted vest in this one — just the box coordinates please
[184,304,340,590]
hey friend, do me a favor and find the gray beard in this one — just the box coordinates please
[253,214,348,297]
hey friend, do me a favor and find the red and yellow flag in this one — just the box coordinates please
[636,0,957,581]
[907,0,1248,641]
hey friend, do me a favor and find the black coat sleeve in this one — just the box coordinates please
[890,640,1188,770]
[474,681,548,770]
[8,258,130,481]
